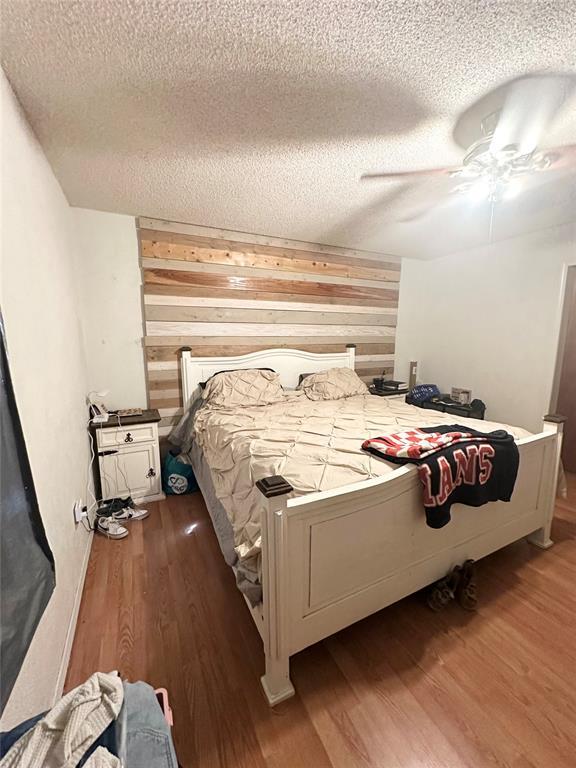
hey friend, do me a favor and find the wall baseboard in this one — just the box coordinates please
[53,530,93,700]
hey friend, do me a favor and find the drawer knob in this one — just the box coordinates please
[124,432,134,443]
[146,467,156,478]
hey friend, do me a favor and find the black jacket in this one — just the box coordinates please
[365,424,520,528]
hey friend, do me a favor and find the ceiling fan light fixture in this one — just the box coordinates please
[467,178,492,203]
[502,179,521,201]
[359,72,575,223]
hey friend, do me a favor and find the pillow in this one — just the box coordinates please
[298,367,368,401]
[199,367,275,390]
[201,368,285,408]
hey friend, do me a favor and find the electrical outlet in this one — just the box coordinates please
[73,499,87,524]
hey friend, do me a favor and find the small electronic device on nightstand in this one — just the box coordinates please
[370,376,409,397]
[87,391,109,423]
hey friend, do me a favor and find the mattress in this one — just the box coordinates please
[190,392,532,588]
[188,441,262,604]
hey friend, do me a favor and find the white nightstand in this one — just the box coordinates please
[91,409,165,503]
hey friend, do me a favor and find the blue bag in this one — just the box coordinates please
[406,383,441,405]
[162,450,198,495]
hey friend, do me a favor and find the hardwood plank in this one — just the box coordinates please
[358,370,394,383]
[144,283,399,307]
[144,294,398,314]
[326,635,465,767]
[148,361,180,371]
[137,217,402,264]
[66,477,576,768]
[148,354,395,371]
[143,269,398,302]
[149,396,182,409]
[144,335,396,348]
[141,257,398,290]
[428,619,574,764]
[141,239,400,283]
[355,354,395,363]
[158,407,183,418]
[339,611,533,767]
[146,342,395,363]
[294,645,389,768]
[148,369,182,383]
[356,366,394,378]
[139,230,402,274]
[149,383,182,398]
[150,367,392,393]
[151,377,424,398]
[146,321,396,338]
[145,305,397,326]
[148,386,181,399]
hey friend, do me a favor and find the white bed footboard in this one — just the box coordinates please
[178,345,564,705]
[257,417,564,705]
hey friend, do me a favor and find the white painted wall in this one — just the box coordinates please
[395,223,576,432]
[72,208,146,410]
[0,72,93,726]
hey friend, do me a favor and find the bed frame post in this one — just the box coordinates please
[256,475,295,706]
[346,343,356,370]
[527,414,565,550]
[180,347,193,406]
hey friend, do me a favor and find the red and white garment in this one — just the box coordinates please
[362,423,519,529]
[361,428,486,460]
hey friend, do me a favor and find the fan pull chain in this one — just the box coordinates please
[488,198,495,244]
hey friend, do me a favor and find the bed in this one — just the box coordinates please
[179,346,563,706]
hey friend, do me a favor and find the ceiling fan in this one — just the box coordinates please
[362,73,576,222]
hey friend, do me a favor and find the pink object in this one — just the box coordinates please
[155,687,174,727]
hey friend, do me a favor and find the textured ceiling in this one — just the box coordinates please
[2,0,576,258]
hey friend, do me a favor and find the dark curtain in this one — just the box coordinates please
[0,311,55,714]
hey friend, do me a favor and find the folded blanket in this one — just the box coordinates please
[362,427,484,460]
[363,424,520,528]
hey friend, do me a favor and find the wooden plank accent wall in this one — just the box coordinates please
[138,218,401,435]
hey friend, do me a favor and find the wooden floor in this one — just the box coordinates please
[66,475,576,768]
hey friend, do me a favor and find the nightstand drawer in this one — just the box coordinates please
[96,422,157,448]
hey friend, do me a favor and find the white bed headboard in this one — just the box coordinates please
[180,346,355,407]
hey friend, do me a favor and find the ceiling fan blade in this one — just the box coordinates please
[396,175,465,221]
[490,73,576,155]
[320,185,411,248]
[407,152,576,224]
[539,143,576,170]
[398,189,466,222]
[501,150,576,204]
[361,167,459,182]
[398,200,440,222]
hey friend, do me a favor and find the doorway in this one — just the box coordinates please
[554,266,576,472]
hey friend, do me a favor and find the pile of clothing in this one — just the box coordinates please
[362,423,520,528]
[0,672,178,768]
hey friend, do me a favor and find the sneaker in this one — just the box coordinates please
[455,559,478,611]
[99,497,149,521]
[97,516,129,539]
[426,565,462,611]
[112,505,149,522]
[100,497,133,515]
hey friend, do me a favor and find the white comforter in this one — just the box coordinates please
[192,392,531,579]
